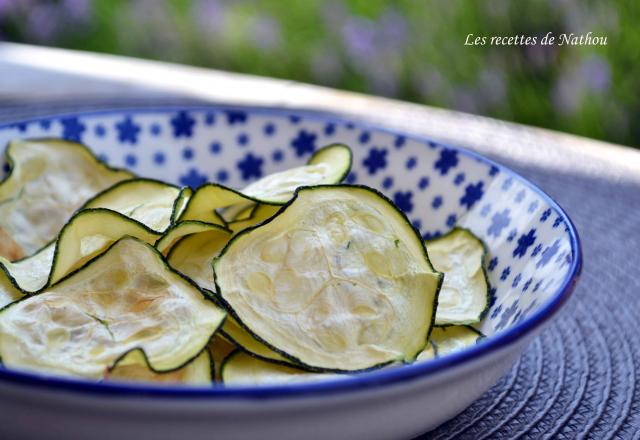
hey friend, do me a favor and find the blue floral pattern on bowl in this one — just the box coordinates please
[0,107,578,340]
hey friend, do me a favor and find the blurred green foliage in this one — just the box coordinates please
[1,0,638,147]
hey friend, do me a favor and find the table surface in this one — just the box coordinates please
[1,43,639,439]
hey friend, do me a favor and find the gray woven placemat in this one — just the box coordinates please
[1,100,638,439]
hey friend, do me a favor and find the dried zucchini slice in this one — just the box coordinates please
[241,144,352,204]
[222,144,352,221]
[221,351,340,386]
[0,208,163,300]
[228,205,281,235]
[177,184,251,225]
[427,228,490,325]
[0,269,22,310]
[0,237,226,379]
[105,348,213,385]
[415,341,437,362]
[428,325,484,357]
[167,228,233,292]
[214,185,443,372]
[170,187,193,225]
[208,336,236,382]
[220,315,289,364]
[155,221,229,255]
[0,139,133,257]
[83,179,181,233]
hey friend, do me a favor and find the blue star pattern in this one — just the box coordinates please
[500,266,511,281]
[488,257,498,271]
[513,229,537,258]
[225,110,248,125]
[488,209,511,237]
[237,153,264,180]
[434,148,459,175]
[115,117,141,144]
[537,240,560,268]
[180,168,207,188]
[540,209,551,222]
[496,301,519,330]
[291,130,317,157]
[363,148,388,175]
[171,111,196,138]
[393,191,414,214]
[60,117,86,142]
[460,181,485,209]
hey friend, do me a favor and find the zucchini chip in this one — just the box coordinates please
[228,205,281,235]
[105,348,213,385]
[241,144,352,204]
[221,351,340,386]
[0,139,133,258]
[220,315,289,364]
[0,269,22,310]
[427,228,490,325]
[214,185,443,372]
[0,209,163,299]
[416,342,437,362]
[167,228,233,292]
[83,179,182,233]
[208,336,236,382]
[0,237,226,379]
[428,325,484,358]
[155,221,230,255]
[222,144,352,221]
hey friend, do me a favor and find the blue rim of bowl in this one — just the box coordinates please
[0,104,582,399]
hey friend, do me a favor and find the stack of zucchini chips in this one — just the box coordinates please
[0,139,489,386]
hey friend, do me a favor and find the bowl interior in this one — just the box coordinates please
[0,107,577,341]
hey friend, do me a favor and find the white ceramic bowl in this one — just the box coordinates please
[0,106,581,440]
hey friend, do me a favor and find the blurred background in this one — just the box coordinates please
[0,0,637,147]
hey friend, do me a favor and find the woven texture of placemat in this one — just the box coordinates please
[1,100,639,439]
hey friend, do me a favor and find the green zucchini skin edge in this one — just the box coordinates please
[306,143,353,183]
[0,137,134,195]
[0,208,164,295]
[0,236,227,375]
[80,177,182,233]
[212,183,443,373]
[154,220,231,251]
[105,345,215,382]
[219,349,241,384]
[431,325,486,355]
[1,139,137,262]
[427,226,493,324]
[192,143,353,225]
